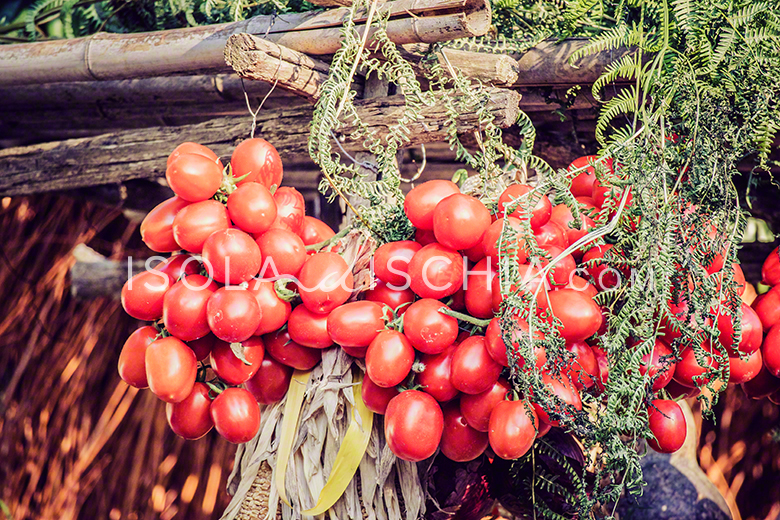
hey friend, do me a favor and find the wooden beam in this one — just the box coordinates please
[70,258,145,300]
[0,88,519,197]
[400,45,519,87]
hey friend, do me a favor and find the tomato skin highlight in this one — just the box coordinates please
[210,336,265,385]
[255,228,306,277]
[299,216,335,246]
[384,390,444,461]
[202,228,262,285]
[460,378,511,432]
[450,336,503,395]
[166,153,223,202]
[366,330,415,388]
[207,287,262,343]
[141,196,191,252]
[230,138,283,189]
[245,356,294,404]
[433,193,492,250]
[488,399,538,460]
[439,400,489,462]
[227,182,278,234]
[166,382,214,440]
[407,243,464,299]
[247,280,292,335]
[647,399,686,453]
[327,301,385,348]
[263,329,322,370]
[118,326,158,388]
[121,269,171,321]
[163,275,219,342]
[288,305,334,349]
[210,388,261,444]
[402,299,459,354]
[404,180,460,231]
[418,346,460,402]
[172,200,230,254]
[297,252,354,314]
[145,336,197,404]
[373,240,421,287]
[361,373,400,414]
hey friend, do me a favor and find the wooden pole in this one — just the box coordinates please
[400,45,519,86]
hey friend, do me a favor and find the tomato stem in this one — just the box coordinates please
[305,226,351,251]
[274,279,299,302]
[438,307,491,328]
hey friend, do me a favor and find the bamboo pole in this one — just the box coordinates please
[0,0,490,86]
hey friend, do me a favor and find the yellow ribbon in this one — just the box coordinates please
[276,369,311,507]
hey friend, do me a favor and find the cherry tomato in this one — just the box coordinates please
[188,334,216,361]
[592,179,632,210]
[166,383,213,440]
[485,317,546,369]
[118,325,158,388]
[742,364,780,399]
[206,288,262,343]
[327,301,385,347]
[364,281,415,316]
[402,299,459,354]
[166,153,223,202]
[531,371,582,427]
[415,228,437,246]
[482,217,527,266]
[297,252,354,314]
[672,343,721,388]
[592,345,609,392]
[245,356,294,404]
[463,241,486,263]
[230,138,283,189]
[418,346,460,402]
[163,275,219,342]
[210,387,261,444]
[404,180,460,230]
[247,279,292,335]
[567,155,605,197]
[665,379,701,399]
[256,228,306,277]
[373,240,421,287]
[564,341,598,390]
[288,305,333,349]
[647,399,686,453]
[270,187,305,234]
[407,243,464,299]
[341,345,368,357]
[549,204,596,258]
[715,262,746,296]
[263,328,322,370]
[541,289,602,342]
[145,336,197,403]
[492,265,549,311]
[361,373,400,414]
[498,184,551,231]
[753,285,780,330]
[488,399,538,460]
[141,196,191,252]
[763,323,780,377]
[440,400,489,462]
[451,336,502,395]
[166,383,215,445]
[210,336,264,384]
[534,220,569,250]
[465,258,496,319]
[582,244,622,290]
[121,268,171,321]
[172,200,230,254]
[384,390,443,461]
[366,330,415,388]
[538,246,577,288]
[167,142,221,168]
[564,275,598,298]
[227,182,277,234]
[762,247,780,286]
[299,216,335,246]
[202,228,262,285]
[729,349,763,385]
[155,254,200,282]
[716,302,762,355]
[638,339,676,391]
[433,193,491,250]
[460,378,510,432]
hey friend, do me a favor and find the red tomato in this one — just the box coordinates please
[647,399,686,453]
[366,330,415,388]
[531,371,582,427]
[145,336,197,403]
[121,268,171,321]
[492,265,549,311]
[534,220,569,250]
[440,401,489,462]
[541,289,602,342]
[716,262,746,296]
[415,228,437,246]
[210,387,261,444]
[567,155,606,197]
[593,179,632,211]
[538,246,577,287]
[247,279,292,335]
[297,252,354,314]
[402,299,459,354]
[166,153,223,202]
[404,180,460,230]
[163,275,219,341]
[715,302,763,355]
[384,391,444,461]
[263,328,322,370]
[488,399,538,460]
[407,243,464,299]
[485,317,546,369]
[465,258,496,319]
[418,346,460,402]
[118,326,158,388]
[245,356,293,404]
[762,247,780,286]
[361,373,400,414]
[482,217,528,266]
[753,285,780,330]
[187,334,216,361]
[582,244,623,290]
[270,187,305,234]
[210,336,264,384]
[364,281,415,316]
[497,184,551,231]
[665,379,701,399]
[729,349,763,385]
[341,345,368,357]
[564,275,598,298]
[548,204,596,259]
[460,378,510,432]
[288,305,333,349]
[155,254,200,282]
[433,193,491,250]
[256,228,306,277]
[299,216,335,246]
[227,182,277,234]
[451,336,502,395]
[564,341,598,390]
[373,240,421,287]
[230,138,283,189]
[167,142,221,167]
[592,345,609,392]
[141,196,191,252]
[206,287,262,343]
[742,364,780,399]
[638,339,676,391]
[763,323,780,377]
[672,343,720,388]
[166,382,214,440]
[172,200,230,254]
[327,301,385,347]
[463,241,486,263]
[202,228,262,285]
